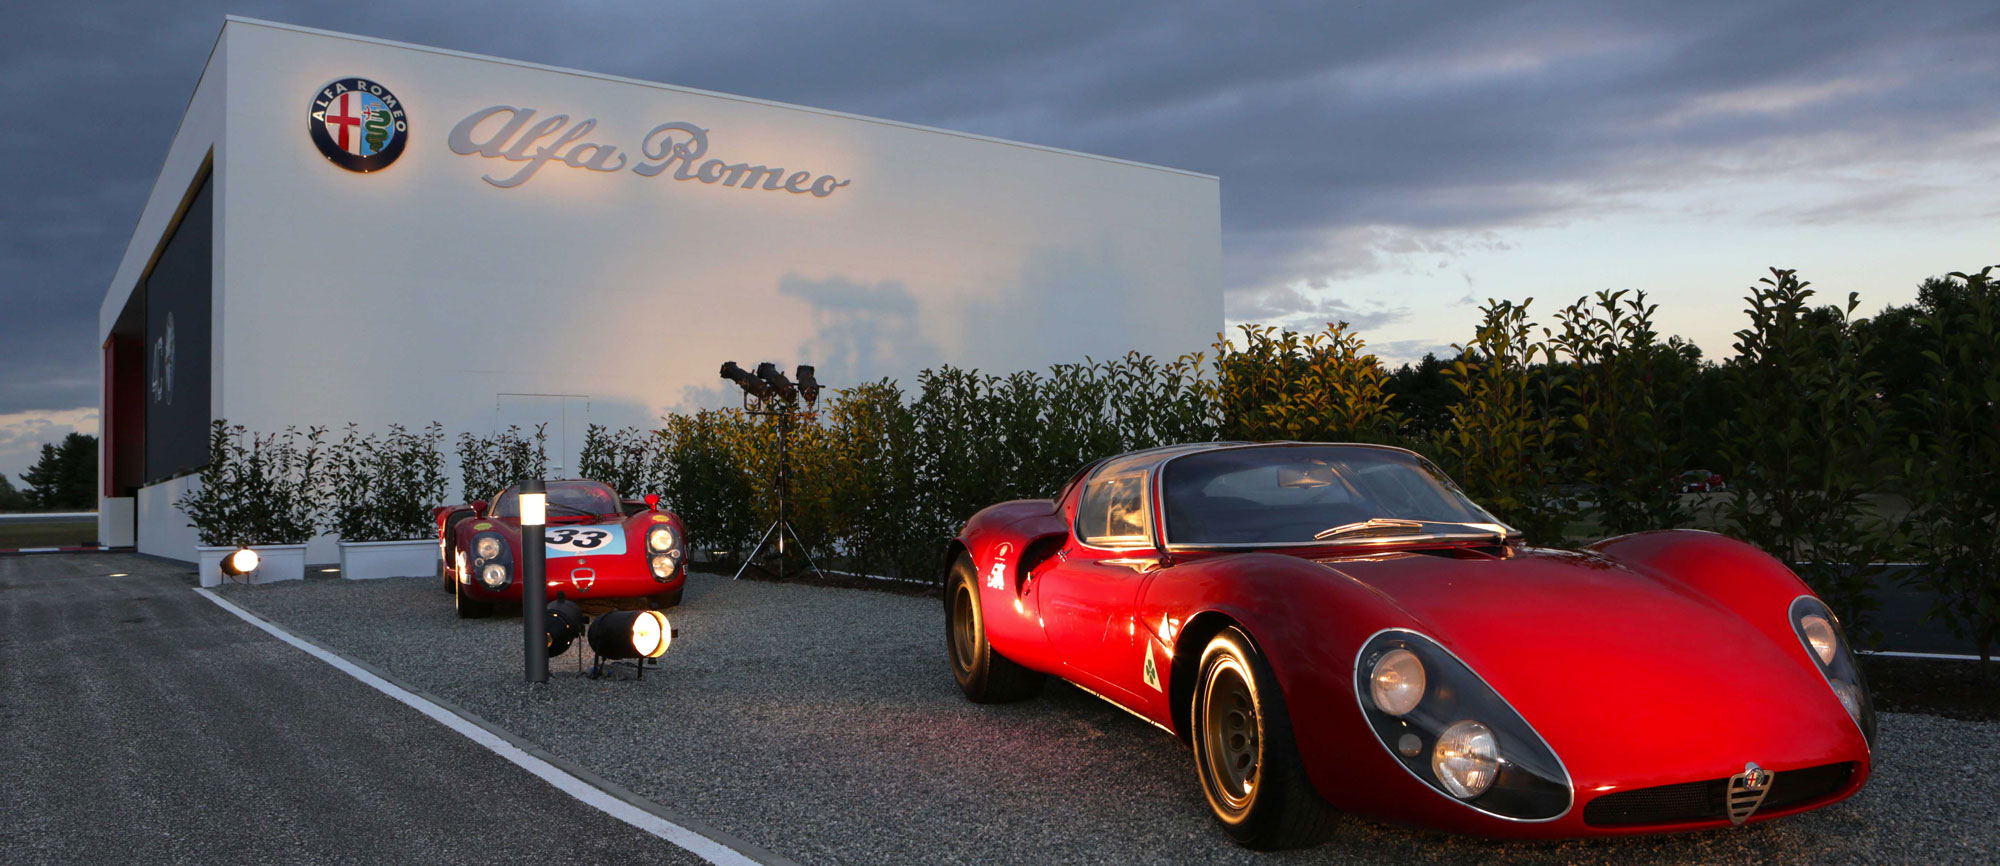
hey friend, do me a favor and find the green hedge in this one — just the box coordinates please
[600,263,1997,664]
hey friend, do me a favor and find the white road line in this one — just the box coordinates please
[1860,649,1988,662]
[194,587,779,866]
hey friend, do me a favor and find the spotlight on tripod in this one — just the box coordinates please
[720,361,771,401]
[715,359,828,583]
[796,365,821,404]
[755,362,798,401]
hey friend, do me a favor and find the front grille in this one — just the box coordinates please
[1582,762,1855,827]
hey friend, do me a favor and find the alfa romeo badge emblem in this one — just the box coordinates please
[308,77,408,172]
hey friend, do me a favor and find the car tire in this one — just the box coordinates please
[439,550,455,594]
[1192,626,1336,850]
[945,552,1043,703]
[649,585,684,609]
[455,578,494,619]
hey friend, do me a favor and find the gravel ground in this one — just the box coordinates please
[218,569,2000,866]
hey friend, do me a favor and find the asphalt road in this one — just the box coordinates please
[213,561,2000,866]
[0,553,718,866]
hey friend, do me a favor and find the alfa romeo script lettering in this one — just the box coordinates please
[447,105,853,197]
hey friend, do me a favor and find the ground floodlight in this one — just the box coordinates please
[545,598,586,657]
[720,361,771,398]
[589,609,673,660]
[795,365,821,404]
[220,547,260,577]
[755,362,797,400]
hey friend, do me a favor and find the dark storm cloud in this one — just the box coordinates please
[4,0,1997,415]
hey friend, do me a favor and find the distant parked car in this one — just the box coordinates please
[943,442,1870,847]
[433,479,687,618]
[1678,469,1728,493]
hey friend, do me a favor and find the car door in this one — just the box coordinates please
[1037,465,1158,705]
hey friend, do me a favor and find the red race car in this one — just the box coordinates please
[434,479,689,618]
[942,443,1871,848]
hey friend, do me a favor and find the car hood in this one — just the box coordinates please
[1316,547,1861,787]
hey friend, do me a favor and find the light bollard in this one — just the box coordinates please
[520,478,548,684]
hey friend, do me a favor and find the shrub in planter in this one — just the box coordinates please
[176,420,325,586]
[323,423,450,580]
[457,424,548,501]
[577,424,665,498]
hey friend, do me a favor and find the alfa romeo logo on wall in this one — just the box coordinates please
[149,313,174,405]
[308,77,408,172]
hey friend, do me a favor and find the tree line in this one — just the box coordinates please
[2,432,97,511]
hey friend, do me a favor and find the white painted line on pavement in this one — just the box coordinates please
[194,587,780,866]
[1860,649,1987,662]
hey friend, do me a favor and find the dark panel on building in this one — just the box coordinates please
[104,334,146,496]
[143,175,213,484]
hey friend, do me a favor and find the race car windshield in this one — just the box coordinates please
[492,481,620,519]
[1162,446,1506,546]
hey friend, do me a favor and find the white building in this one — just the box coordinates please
[98,17,1221,562]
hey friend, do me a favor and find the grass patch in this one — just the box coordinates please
[0,518,98,549]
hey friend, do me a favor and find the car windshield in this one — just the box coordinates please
[492,480,620,518]
[1162,445,1504,545]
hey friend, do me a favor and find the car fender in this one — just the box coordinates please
[950,499,1067,669]
[1589,529,1817,657]
[1137,552,1427,800]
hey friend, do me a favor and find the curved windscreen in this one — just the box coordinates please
[1162,446,1501,545]
[493,480,621,518]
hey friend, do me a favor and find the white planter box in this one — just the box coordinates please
[197,543,308,587]
[337,538,438,580]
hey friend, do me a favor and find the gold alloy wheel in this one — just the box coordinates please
[1201,655,1261,816]
[951,581,978,677]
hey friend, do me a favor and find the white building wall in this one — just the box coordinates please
[109,18,1222,563]
[98,32,229,557]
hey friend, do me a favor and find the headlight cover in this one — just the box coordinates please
[1354,630,1570,820]
[1789,596,1876,746]
[469,532,511,590]
[480,562,510,589]
[1370,649,1426,716]
[1433,720,1499,799]
[647,526,676,553]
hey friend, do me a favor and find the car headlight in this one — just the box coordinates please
[1433,720,1499,798]
[650,554,676,579]
[1800,614,1837,665]
[647,526,676,553]
[1370,648,1425,716]
[1355,631,1570,820]
[476,535,502,561]
[480,562,510,589]
[1790,596,1876,745]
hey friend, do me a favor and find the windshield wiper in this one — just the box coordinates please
[1313,518,1514,542]
[1314,518,1426,540]
[545,501,597,517]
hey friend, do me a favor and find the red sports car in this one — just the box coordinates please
[434,479,688,618]
[942,443,1872,848]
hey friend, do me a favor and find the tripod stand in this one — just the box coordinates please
[731,399,827,582]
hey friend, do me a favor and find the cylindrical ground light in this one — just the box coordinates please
[520,478,547,683]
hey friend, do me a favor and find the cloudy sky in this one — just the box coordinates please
[2,0,1996,485]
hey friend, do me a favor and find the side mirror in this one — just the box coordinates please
[471,499,489,517]
[644,494,660,511]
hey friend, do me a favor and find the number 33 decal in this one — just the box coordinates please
[544,527,624,557]
[548,528,608,548]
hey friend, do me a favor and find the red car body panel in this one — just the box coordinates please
[950,445,1870,839]
[435,486,688,604]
